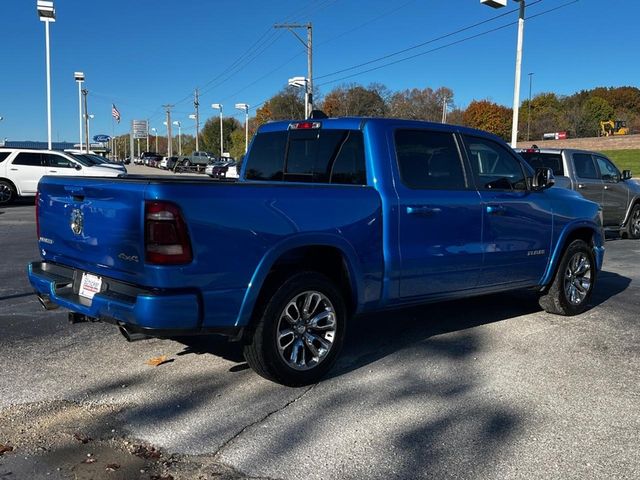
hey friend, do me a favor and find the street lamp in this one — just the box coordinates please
[37,0,55,150]
[481,0,525,147]
[74,71,84,151]
[235,103,250,154]
[288,77,308,119]
[84,114,94,152]
[172,121,182,156]
[527,72,534,142]
[151,127,158,153]
[211,103,223,157]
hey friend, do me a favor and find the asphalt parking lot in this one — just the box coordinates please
[0,196,639,480]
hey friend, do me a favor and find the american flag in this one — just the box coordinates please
[112,104,121,123]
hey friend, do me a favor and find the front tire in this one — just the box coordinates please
[244,272,346,386]
[626,204,640,239]
[539,239,595,315]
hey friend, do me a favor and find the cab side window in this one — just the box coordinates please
[395,130,466,190]
[13,152,42,166]
[463,136,527,191]
[594,156,620,182]
[43,154,74,168]
[572,153,599,179]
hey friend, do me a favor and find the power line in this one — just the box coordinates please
[316,0,544,81]
[317,0,577,87]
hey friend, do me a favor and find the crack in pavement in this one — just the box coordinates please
[212,383,317,462]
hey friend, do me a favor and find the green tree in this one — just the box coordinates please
[255,87,305,127]
[201,117,241,156]
[389,86,453,121]
[581,96,614,137]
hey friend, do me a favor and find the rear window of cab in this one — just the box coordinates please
[245,128,366,185]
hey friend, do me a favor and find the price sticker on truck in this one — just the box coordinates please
[79,272,102,299]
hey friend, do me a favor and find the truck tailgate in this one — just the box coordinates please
[37,177,147,281]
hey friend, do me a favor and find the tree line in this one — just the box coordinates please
[113,84,639,158]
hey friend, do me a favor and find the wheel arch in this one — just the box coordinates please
[541,221,603,286]
[235,234,364,328]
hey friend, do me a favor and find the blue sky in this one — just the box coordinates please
[0,0,637,143]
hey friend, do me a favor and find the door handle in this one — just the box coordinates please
[604,185,609,190]
[486,204,506,215]
[406,206,441,216]
[49,170,57,173]
[577,184,585,189]
[10,168,18,171]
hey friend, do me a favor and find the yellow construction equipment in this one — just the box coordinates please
[600,120,629,136]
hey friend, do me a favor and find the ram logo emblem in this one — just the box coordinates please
[70,208,84,235]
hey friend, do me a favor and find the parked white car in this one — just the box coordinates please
[0,148,122,205]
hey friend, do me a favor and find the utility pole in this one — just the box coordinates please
[194,88,200,151]
[441,96,449,124]
[274,22,313,117]
[82,88,89,152]
[163,104,173,157]
[527,72,534,142]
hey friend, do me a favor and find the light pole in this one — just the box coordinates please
[211,103,223,157]
[37,0,55,150]
[151,127,158,152]
[288,77,308,119]
[481,0,525,147]
[82,88,90,152]
[84,114,94,151]
[235,103,250,154]
[188,114,197,151]
[74,72,84,150]
[172,121,182,156]
[527,72,534,142]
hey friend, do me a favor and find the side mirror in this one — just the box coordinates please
[75,164,82,171]
[622,170,632,180]
[533,167,555,190]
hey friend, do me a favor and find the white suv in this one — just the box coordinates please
[0,148,122,205]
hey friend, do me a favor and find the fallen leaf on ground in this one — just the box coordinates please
[73,432,92,444]
[105,463,121,471]
[0,444,14,455]
[131,444,161,459]
[82,458,97,464]
[145,355,171,367]
[150,475,174,480]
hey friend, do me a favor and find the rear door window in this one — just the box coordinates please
[12,152,43,166]
[573,153,599,179]
[394,130,466,190]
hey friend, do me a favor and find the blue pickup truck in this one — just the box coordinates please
[28,117,605,386]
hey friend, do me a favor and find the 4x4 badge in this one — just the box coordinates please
[70,208,83,235]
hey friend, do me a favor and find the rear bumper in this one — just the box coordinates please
[27,261,240,337]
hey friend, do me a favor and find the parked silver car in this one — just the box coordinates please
[517,148,640,238]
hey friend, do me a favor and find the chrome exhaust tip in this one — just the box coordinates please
[37,293,58,311]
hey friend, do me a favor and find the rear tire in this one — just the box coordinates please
[626,204,640,239]
[0,180,16,205]
[244,272,346,386]
[539,239,595,316]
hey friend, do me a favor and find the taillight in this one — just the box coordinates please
[288,121,321,130]
[144,201,192,265]
[35,191,40,240]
